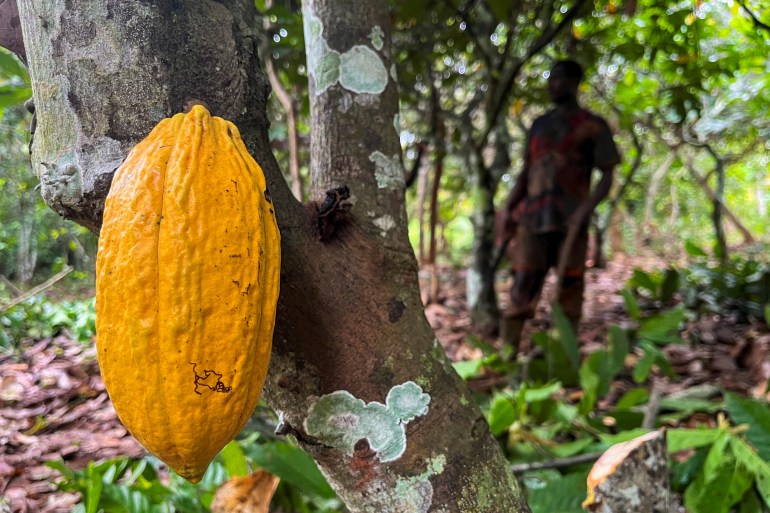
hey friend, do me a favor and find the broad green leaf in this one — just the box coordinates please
[551,305,580,370]
[660,268,680,302]
[526,471,589,513]
[246,441,335,499]
[85,464,104,513]
[671,446,709,492]
[725,393,770,460]
[632,345,656,383]
[685,240,708,257]
[615,388,649,410]
[639,306,685,338]
[738,489,764,513]
[220,440,249,478]
[684,460,754,513]
[549,437,595,458]
[46,460,76,481]
[453,359,483,380]
[730,437,770,508]
[764,304,770,327]
[532,332,579,386]
[621,288,640,320]
[667,428,722,452]
[488,393,517,436]
[579,350,614,414]
[608,326,629,374]
[631,268,658,293]
[522,381,563,403]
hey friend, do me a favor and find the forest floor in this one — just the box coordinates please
[2,255,769,512]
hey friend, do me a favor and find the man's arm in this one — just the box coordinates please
[569,165,614,228]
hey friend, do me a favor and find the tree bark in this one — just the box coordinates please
[14,194,36,284]
[18,0,530,511]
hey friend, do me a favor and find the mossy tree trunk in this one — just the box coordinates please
[15,0,530,511]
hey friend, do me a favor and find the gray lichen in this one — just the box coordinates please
[304,381,430,462]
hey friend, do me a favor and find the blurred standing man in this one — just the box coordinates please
[501,60,620,352]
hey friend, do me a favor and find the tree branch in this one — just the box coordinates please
[479,0,591,148]
[0,266,73,313]
[510,452,602,474]
[736,0,770,35]
[0,0,25,61]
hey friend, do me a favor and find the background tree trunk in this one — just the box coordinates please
[17,0,530,511]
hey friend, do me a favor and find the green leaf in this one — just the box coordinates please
[639,306,685,338]
[615,388,649,410]
[667,428,722,452]
[219,440,249,478]
[488,393,517,436]
[453,359,483,380]
[521,382,563,403]
[764,304,770,327]
[738,489,764,513]
[631,268,658,293]
[684,434,753,513]
[46,460,76,482]
[579,350,614,414]
[730,437,770,508]
[245,441,335,499]
[725,393,770,460]
[621,288,640,320]
[551,305,580,370]
[685,240,708,257]
[549,437,595,458]
[608,326,629,374]
[660,268,680,302]
[632,345,657,383]
[85,464,104,513]
[526,471,589,513]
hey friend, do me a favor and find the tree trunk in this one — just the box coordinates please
[17,1,530,511]
[686,155,754,246]
[14,195,36,284]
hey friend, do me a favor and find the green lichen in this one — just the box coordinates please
[364,455,447,513]
[369,151,404,190]
[302,7,389,96]
[304,381,430,462]
[302,5,341,95]
[370,25,385,50]
[339,45,389,95]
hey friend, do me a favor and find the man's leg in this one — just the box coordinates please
[556,231,588,336]
[501,226,548,356]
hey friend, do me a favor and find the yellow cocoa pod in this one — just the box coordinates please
[95,105,280,482]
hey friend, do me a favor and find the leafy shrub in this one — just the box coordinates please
[47,435,343,513]
[0,295,96,349]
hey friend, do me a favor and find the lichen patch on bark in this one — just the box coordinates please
[304,381,430,463]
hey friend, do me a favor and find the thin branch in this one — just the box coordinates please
[510,452,603,474]
[456,0,496,71]
[479,0,591,149]
[736,0,770,34]
[0,266,73,313]
[0,274,23,295]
